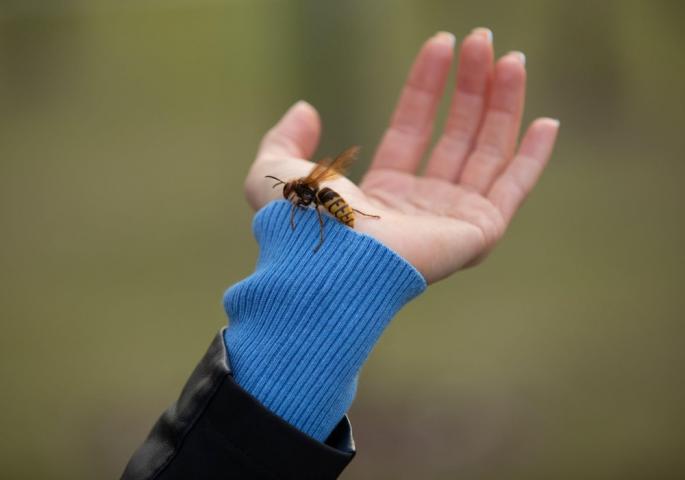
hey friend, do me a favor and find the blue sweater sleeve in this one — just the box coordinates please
[223,200,426,441]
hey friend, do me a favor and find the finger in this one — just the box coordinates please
[424,27,494,181]
[369,32,455,173]
[246,101,320,210]
[256,100,321,162]
[459,51,527,192]
[488,117,559,224]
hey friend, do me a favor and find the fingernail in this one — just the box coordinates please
[471,27,493,43]
[509,50,526,65]
[434,31,456,48]
[289,100,315,117]
[549,118,560,128]
[292,100,309,110]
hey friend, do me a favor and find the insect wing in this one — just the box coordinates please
[304,156,333,184]
[305,145,360,183]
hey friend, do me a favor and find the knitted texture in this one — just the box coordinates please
[223,200,426,441]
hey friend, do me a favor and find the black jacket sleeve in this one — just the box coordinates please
[121,328,356,479]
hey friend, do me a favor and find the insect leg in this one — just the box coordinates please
[352,207,381,219]
[290,203,297,230]
[313,205,325,253]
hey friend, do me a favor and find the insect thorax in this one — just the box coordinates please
[289,180,317,205]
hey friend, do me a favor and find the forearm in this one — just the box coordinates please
[223,200,426,440]
[122,201,424,479]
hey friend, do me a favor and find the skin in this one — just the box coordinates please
[245,29,559,284]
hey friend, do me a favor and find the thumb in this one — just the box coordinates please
[257,100,321,162]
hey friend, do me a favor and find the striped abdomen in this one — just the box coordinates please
[318,187,354,227]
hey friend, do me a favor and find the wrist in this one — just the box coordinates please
[223,200,425,440]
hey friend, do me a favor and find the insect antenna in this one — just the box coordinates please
[265,175,286,188]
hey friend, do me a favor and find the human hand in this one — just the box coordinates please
[244,29,559,284]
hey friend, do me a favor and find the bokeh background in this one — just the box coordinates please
[1,0,684,478]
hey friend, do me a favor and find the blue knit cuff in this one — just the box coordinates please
[223,200,426,441]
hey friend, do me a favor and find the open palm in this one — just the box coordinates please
[245,29,559,283]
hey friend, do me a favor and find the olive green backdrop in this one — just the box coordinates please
[1,1,683,478]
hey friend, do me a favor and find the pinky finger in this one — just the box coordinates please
[488,118,560,224]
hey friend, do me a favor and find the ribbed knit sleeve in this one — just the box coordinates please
[223,200,426,441]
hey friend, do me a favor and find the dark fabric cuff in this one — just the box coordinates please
[122,329,354,480]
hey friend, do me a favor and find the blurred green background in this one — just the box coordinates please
[1,0,684,478]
